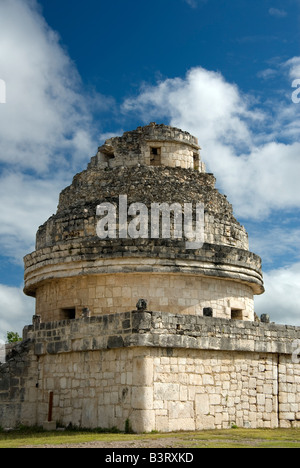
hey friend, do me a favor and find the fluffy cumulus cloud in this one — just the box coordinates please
[0,0,299,333]
[0,171,68,262]
[0,0,118,259]
[0,0,103,264]
[122,62,300,325]
[254,263,300,326]
[0,285,35,341]
[0,0,99,172]
[249,224,300,267]
[0,0,102,335]
[288,57,300,79]
[122,64,300,219]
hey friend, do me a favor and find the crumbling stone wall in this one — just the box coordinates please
[88,123,204,171]
[38,166,248,251]
[0,340,37,428]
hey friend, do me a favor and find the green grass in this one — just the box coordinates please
[181,428,300,448]
[0,427,300,448]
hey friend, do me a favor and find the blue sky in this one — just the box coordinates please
[0,0,300,340]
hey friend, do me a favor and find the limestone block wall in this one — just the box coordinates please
[34,273,255,322]
[106,141,201,171]
[1,311,300,432]
[143,141,204,171]
[34,347,148,430]
[151,349,279,431]
[278,355,300,428]
[0,340,38,429]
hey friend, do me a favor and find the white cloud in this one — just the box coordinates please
[286,56,300,80]
[122,63,300,326]
[123,67,260,148]
[0,170,69,263]
[0,0,109,266]
[223,142,300,218]
[0,285,35,341]
[269,7,288,18]
[249,224,300,266]
[0,0,104,336]
[0,0,100,173]
[255,263,300,325]
[0,0,299,333]
[122,64,300,219]
[257,68,279,80]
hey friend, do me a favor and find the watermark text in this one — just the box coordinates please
[0,343,5,363]
[0,79,6,104]
[96,195,204,250]
[292,79,300,104]
[292,339,300,363]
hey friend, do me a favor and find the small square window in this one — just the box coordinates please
[150,147,162,166]
[231,309,244,320]
[203,307,213,317]
[60,308,76,320]
[193,153,200,171]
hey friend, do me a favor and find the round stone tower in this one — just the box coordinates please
[24,123,264,323]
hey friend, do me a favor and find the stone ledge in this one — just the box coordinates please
[23,311,300,357]
[23,243,264,297]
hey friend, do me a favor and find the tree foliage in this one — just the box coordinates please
[6,332,22,343]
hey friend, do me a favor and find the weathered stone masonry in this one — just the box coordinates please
[1,123,299,432]
[1,312,300,431]
[23,124,264,324]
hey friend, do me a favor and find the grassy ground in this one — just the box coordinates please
[0,427,300,448]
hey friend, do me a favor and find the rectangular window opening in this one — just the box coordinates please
[203,307,213,318]
[193,153,200,171]
[60,308,76,320]
[150,147,161,166]
[151,147,159,155]
[99,150,115,164]
[231,308,244,321]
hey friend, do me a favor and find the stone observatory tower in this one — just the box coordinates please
[24,123,264,323]
[6,123,300,433]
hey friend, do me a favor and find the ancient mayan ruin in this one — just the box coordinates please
[1,123,300,432]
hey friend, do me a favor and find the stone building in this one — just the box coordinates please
[1,123,300,432]
[24,123,263,323]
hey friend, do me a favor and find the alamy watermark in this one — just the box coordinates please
[96,195,204,250]
[0,342,5,364]
[292,340,300,363]
[292,79,300,104]
[0,79,6,104]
